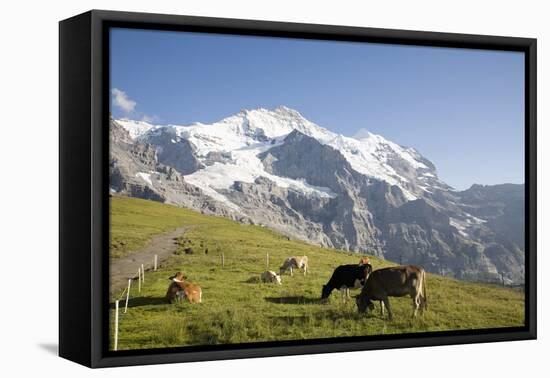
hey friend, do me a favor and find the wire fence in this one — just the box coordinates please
[111,254,158,351]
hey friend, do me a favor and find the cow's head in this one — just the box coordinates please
[321,285,332,299]
[275,274,282,285]
[169,272,187,281]
[363,263,373,280]
[356,294,375,314]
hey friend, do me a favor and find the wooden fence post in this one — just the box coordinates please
[221,253,225,268]
[154,254,158,271]
[266,253,269,270]
[114,300,119,351]
[138,268,141,293]
[124,279,131,313]
[141,264,145,283]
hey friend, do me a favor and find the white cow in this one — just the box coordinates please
[279,256,309,276]
[260,270,282,285]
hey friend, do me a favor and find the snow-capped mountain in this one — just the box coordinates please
[117,106,449,204]
[111,107,524,284]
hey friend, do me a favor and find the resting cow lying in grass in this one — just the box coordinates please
[166,272,203,304]
[261,270,282,284]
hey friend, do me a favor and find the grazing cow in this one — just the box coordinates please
[280,256,309,276]
[358,257,371,266]
[166,272,202,304]
[260,270,282,285]
[355,265,427,320]
[321,264,373,301]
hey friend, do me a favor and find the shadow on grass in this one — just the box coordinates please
[109,296,168,309]
[264,296,323,305]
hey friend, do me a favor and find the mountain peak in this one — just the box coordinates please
[242,106,310,124]
[274,105,304,117]
[226,106,335,142]
[353,128,376,140]
[237,106,305,120]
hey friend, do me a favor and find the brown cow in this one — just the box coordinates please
[358,257,371,266]
[355,265,427,320]
[166,272,202,304]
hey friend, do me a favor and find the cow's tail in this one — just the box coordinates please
[422,269,428,310]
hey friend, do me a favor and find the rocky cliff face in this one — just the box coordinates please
[145,127,204,175]
[258,130,391,255]
[110,107,525,284]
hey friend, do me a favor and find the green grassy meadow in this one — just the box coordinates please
[110,196,525,351]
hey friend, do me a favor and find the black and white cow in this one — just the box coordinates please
[321,264,373,301]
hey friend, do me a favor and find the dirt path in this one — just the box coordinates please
[110,227,189,297]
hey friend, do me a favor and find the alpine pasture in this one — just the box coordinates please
[110,196,524,351]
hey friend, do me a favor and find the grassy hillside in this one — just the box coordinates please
[110,196,215,258]
[109,196,525,351]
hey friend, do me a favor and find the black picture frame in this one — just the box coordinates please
[59,9,537,368]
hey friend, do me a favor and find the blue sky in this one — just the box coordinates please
[110,28,525,190]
